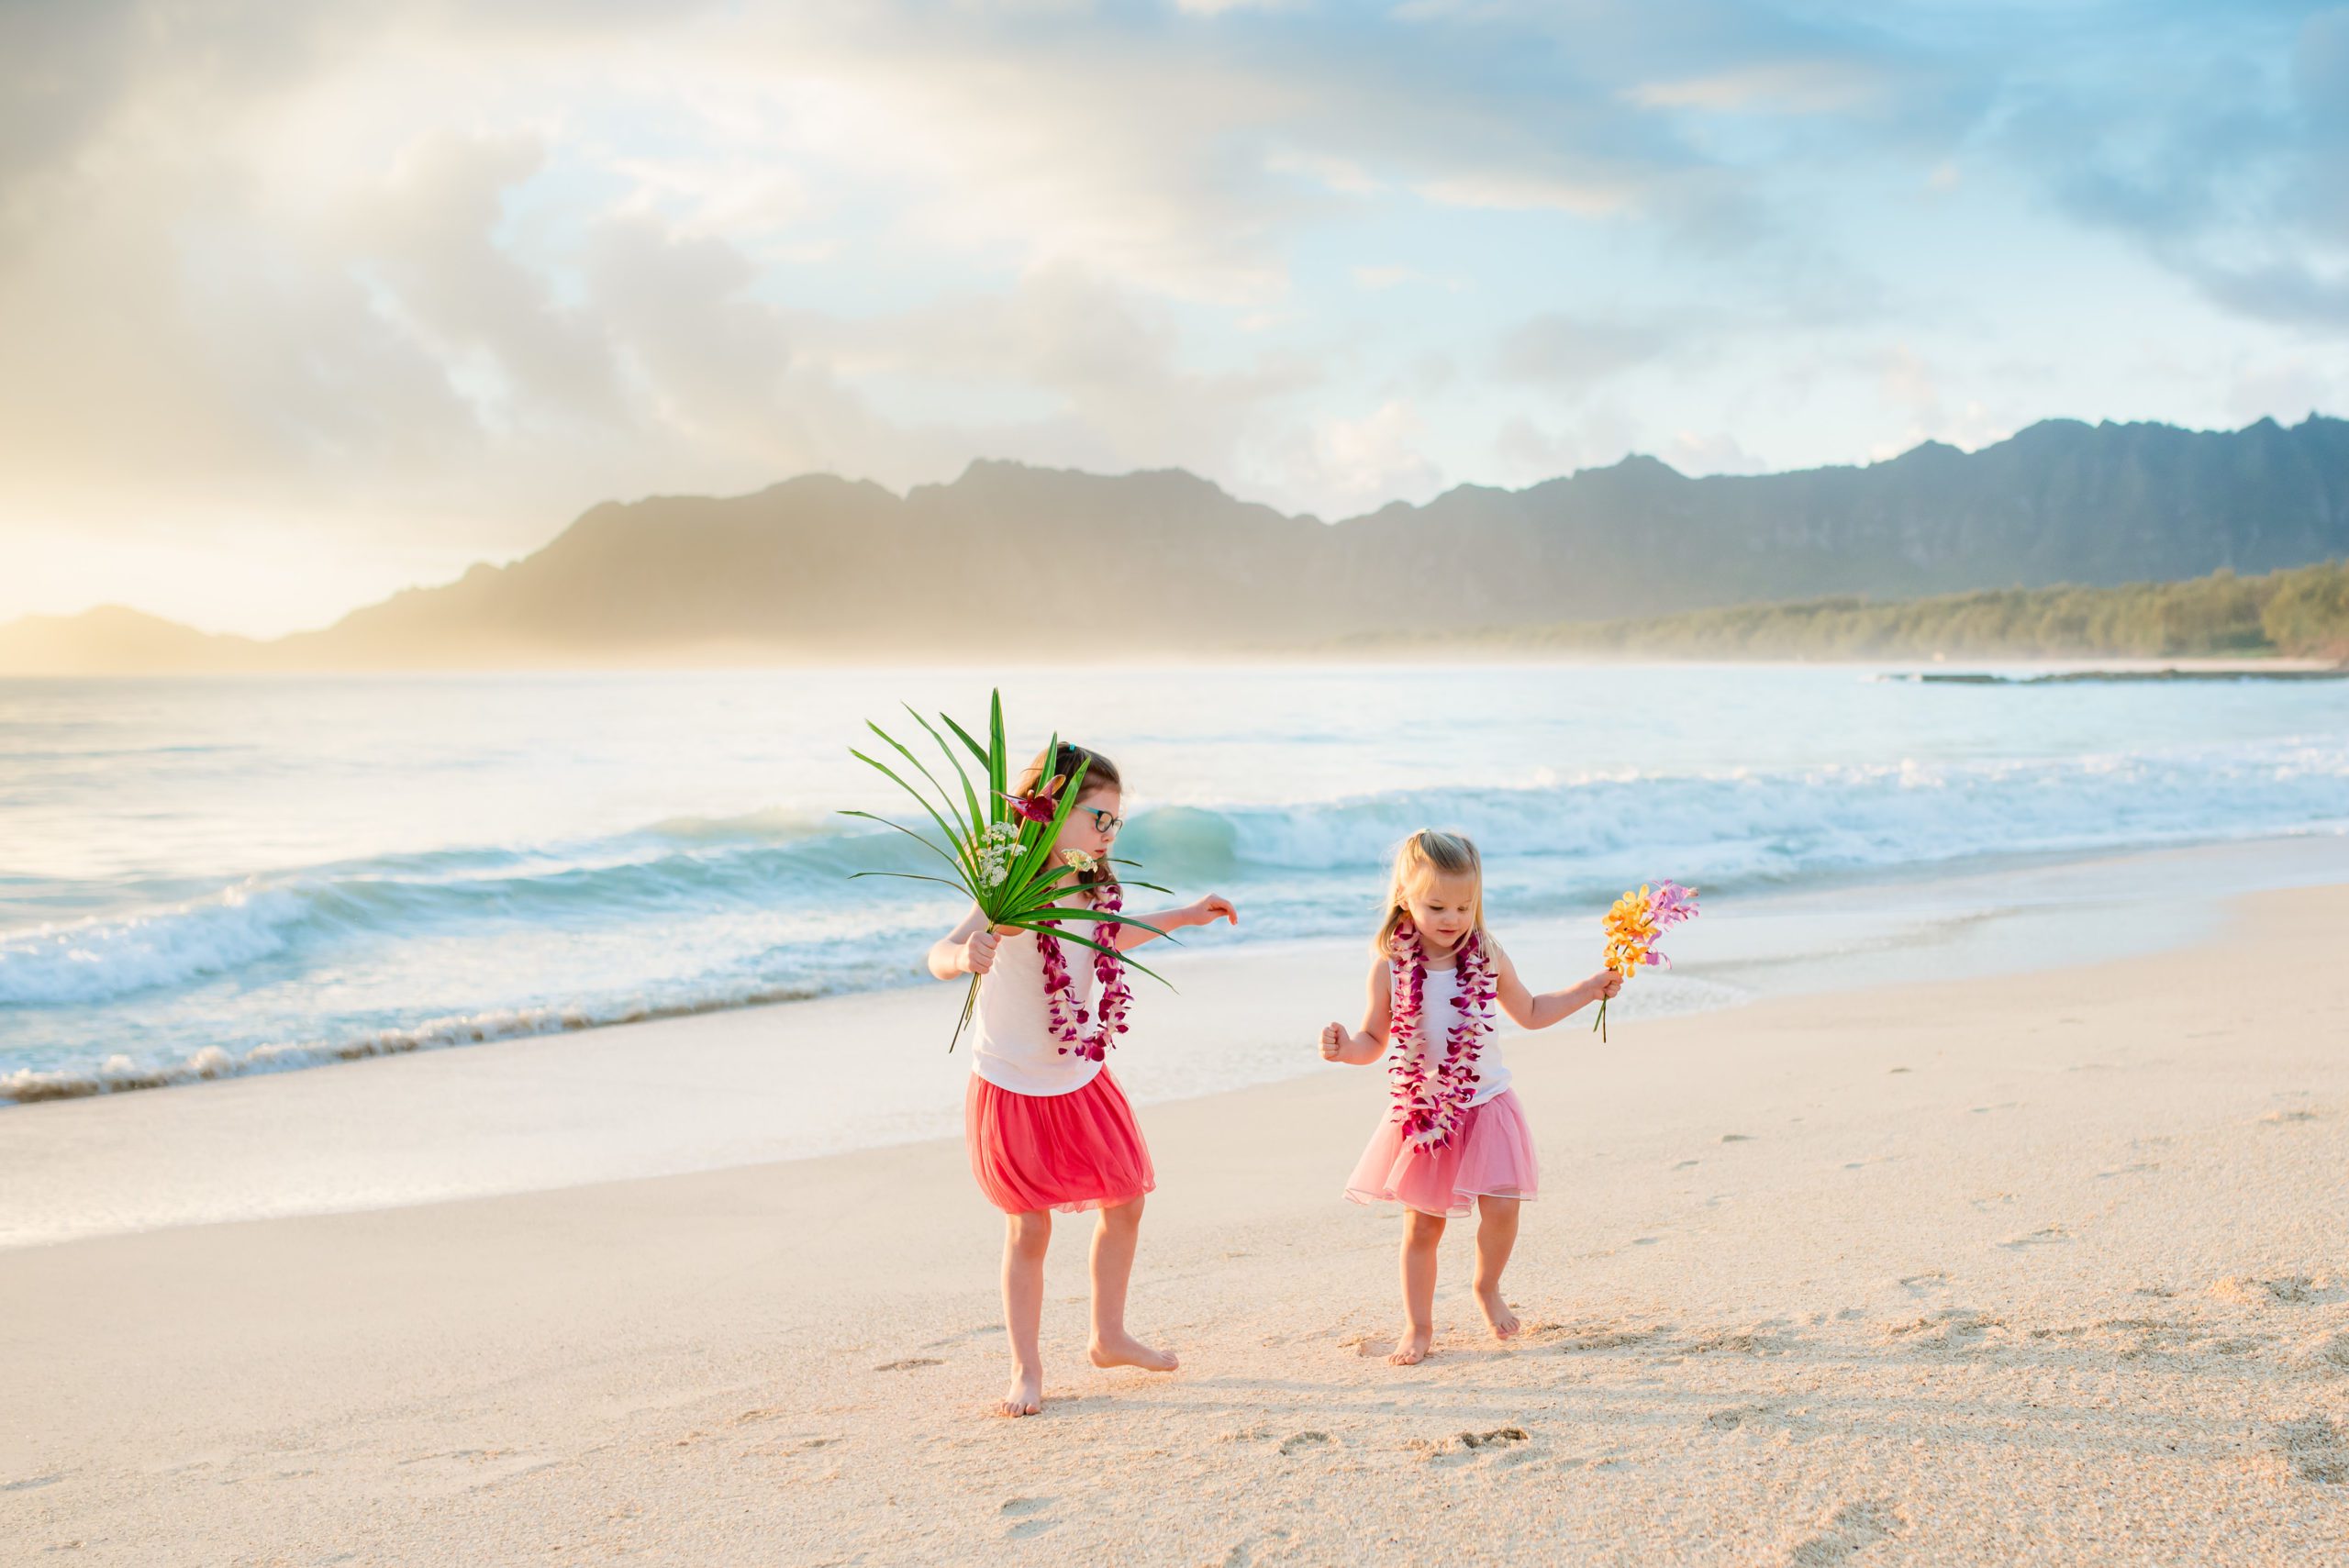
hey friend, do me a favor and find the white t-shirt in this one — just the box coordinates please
[970,929,1105,1097]
[1394,961,1511,1106]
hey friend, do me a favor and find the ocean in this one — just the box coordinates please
[6,662,2347,1105]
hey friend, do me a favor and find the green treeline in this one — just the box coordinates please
[1456,559,2349,662]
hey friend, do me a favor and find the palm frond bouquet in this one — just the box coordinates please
[844,689,1171,1050]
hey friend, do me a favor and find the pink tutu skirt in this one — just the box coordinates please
[1345,1088,1539,1218]
[965,1069,1156,1216]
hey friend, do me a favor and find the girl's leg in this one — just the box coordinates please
[1087,1195,1178,1372]
[997,1208,1052,1417]
[1392,1209,1446,1365]
[1472,1195,1523,1340]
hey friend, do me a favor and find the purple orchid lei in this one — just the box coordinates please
[1386,918,1498,1149]
[1037,876,1133,1062]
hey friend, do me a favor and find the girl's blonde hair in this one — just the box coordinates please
[1374,829,1486,953]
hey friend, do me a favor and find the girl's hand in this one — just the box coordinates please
[1319,1023,1347,1062]
[1189,895,1238,929]
[963,929,1002,975]
[1596,969,1624,1000]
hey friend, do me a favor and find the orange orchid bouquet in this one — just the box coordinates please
[1594,880,1698,1042]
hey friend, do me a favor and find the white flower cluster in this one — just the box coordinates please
[974,821,1021,888]
[1061,848,1097,874]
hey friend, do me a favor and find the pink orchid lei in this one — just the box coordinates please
[1386,919,1498,1149]
[1037,877,1133,1062]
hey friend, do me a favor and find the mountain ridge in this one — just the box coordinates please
[6,414,2346,673]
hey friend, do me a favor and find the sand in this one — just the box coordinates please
[4,884,2347,1564]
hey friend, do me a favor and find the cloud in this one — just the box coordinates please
[1280,399,1444,515]
[2001,4,2349,332]
[3,0,2344,630]
[1492,406,1642,484]
[1667,428,1767,474]
[1872,345,2013,456]
[1494,315,1675,389]
[1624,57,1890,116]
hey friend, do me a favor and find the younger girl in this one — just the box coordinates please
[930,741,1237,1418]
[1319,829,1621,1366]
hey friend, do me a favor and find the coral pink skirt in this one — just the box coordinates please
[1346,1088,1539,1218]
[965,1069,1156,1216]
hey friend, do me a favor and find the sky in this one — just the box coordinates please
[4,1,2346,637]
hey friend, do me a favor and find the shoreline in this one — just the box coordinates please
[12,824,2349,1118]
[6,879,2345,1562]
[8,832,2349,1252]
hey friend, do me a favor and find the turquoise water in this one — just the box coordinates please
[5,663,2346,1101]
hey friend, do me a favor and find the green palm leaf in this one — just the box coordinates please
[847,688,1190,1050]
[906,706,985,838]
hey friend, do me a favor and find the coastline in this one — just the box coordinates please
[8,832,2349,1251]
[5,878,2346,1562]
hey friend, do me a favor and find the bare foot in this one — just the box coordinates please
[996,1367,1043,1418]
[1476,1287,1521,1340]
[1088,1331,1178,1372]
[1387,1327,1434,1366]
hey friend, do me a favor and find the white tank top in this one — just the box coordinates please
[971,929,1105,1096]
[1396,961,1511,1107]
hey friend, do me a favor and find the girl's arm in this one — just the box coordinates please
[1319,959,1393,1066]
[1490,939,1621,1029]
[927,905,999,981]
[1111,894,1238,951]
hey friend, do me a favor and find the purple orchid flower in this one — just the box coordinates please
[997,785,1060,825]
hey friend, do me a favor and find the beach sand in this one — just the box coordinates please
[5,884,2347,1564]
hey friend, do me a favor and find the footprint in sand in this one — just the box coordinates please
[874,1357,944,1372]
[1413,1428,1531,1468]
[1998,1226,2071,1250]
[2212,1274,2336,1307]
[1551,1323,1665,1353]
[2261,1108,2322,1125]
[1706,1403,1774,1431]
[2316,1334,2349,1373]
[1277,1431,1331,1456]
[1888,1309,2003,1354]
[2273,1418,2348,1485]
[1000,1496,1059,1540]
[1459,1427,1526,1449]
[1783,1498,1901,1566]
[1719,1133,1754,1143]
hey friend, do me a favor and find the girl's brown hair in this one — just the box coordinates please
[1017,740,1122,889]
[1374,829,1485,953]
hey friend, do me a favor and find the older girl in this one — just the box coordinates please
[930,741,1236,1417]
